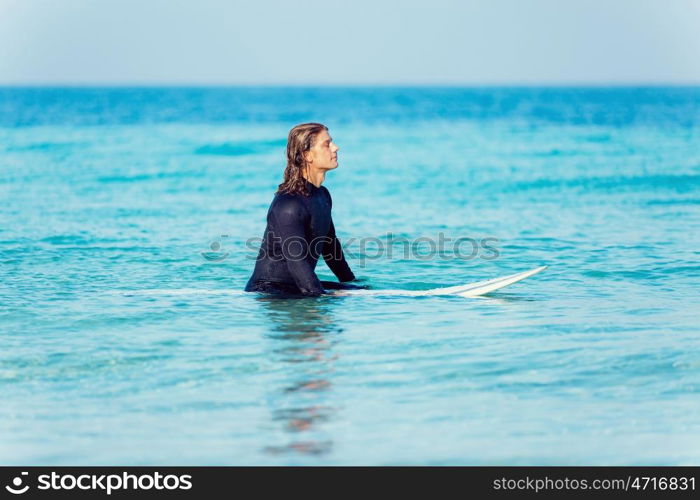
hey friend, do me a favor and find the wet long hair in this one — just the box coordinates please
[276,122,328,197]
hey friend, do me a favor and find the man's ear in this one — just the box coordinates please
[303,150,313,164]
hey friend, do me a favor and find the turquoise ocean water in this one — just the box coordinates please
[1,87,699,464]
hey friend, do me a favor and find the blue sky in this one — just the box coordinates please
[1,0,699,85]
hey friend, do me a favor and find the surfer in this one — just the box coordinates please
[245,123,364,297]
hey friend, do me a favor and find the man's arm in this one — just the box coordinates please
[320,186,355,282]
[323,218,356,282]
[272,197,325,296]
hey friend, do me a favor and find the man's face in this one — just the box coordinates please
[306,130,339,171]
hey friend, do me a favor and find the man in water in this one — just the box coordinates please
[245,123,364,297]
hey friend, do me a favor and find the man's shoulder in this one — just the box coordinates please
[271,192,309,217]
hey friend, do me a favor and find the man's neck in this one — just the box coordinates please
[304,168,326,188]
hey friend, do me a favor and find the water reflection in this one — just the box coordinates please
[257,296,342,457]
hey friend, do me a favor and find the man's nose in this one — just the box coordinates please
[332,143,339,152]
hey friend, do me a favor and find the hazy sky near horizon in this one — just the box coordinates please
[1,0,699,85]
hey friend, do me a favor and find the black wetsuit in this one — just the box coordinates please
[245,181,360,296]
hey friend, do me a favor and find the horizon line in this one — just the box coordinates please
[1,81,700,89]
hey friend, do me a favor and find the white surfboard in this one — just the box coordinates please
[336,266,547,298]
[119,266,547,299]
